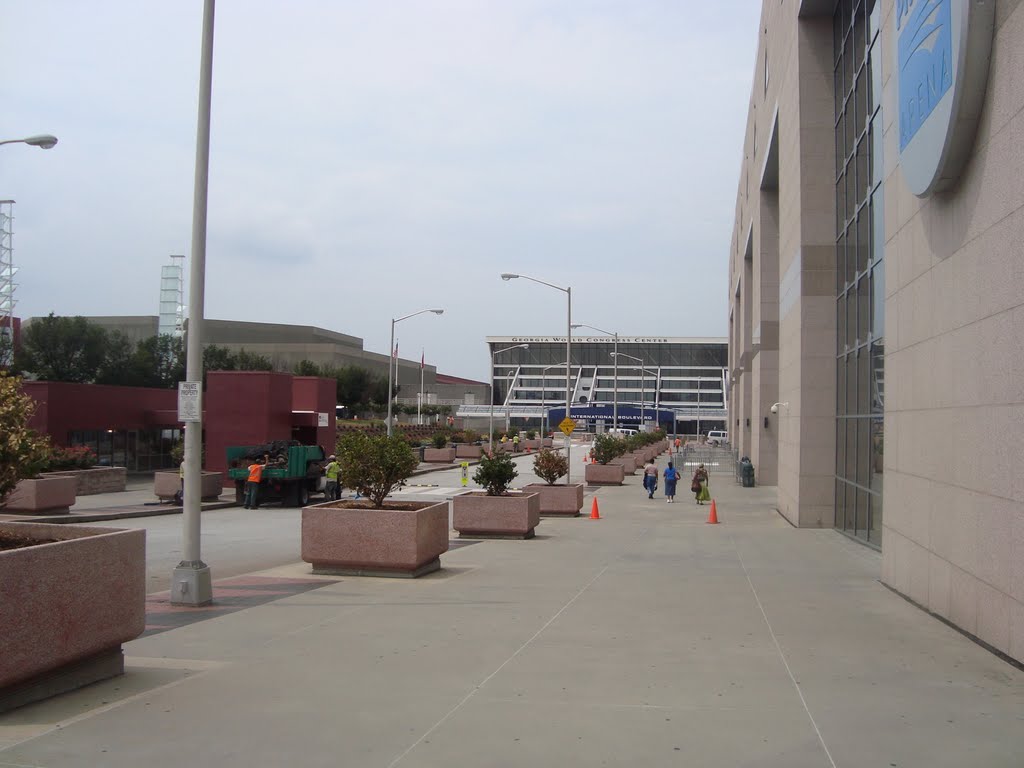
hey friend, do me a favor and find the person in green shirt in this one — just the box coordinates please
[324,454,341,501]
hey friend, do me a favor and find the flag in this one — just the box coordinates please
[421,349,425,370]
[393,341,398,359]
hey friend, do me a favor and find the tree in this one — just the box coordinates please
[472,451,518,496]
[132,334,185,388]
[95,330,140,386]
[234,348,273,371]
[202,344,236,373]
[336,431,418,508]
[16,313,108,382]
[293,359,322,376]
[0,373,51,506]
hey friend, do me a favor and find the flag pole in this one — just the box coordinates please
[419,349,424,425]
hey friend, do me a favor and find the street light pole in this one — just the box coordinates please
[501,273,572,482]
[172,0,215,607]
[540,361,568,441]
[571,323,618,432]
[386,308,444,437]
[489,343,528,453]
[611,352,654,432]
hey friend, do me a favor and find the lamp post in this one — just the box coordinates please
[489,343,529,452]
[501,272,572,481]
[387,309,444,436]
[572,323,618,432]
[540,361,568,439]
[171,0,215,607]
[0,135,58,150]
[611,352,655,430]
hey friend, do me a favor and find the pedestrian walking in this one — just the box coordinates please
[643,460,658,499]
[663,461,681,503]
[691,463,710,505]
[673,436,681,455]
[323,454,341,501]
[244,456,266,509]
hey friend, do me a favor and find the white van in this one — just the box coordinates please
[607,427,637,437]
[706,430,729,446]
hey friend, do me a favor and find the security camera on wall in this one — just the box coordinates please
[770,403,778,414]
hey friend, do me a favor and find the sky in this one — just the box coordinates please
[2,0,761,381]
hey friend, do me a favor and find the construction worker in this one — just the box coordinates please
[512,434,520,452]
[243,456,266,510]
[324,454,341,500]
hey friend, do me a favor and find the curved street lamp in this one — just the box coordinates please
[387,309,444,436]
[0,135,58,149]
[611,352,656,429]
[501,272,573,481]
[489,343,529,452]
[572,322,618,432]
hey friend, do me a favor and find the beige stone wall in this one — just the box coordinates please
[880,0,1024,662]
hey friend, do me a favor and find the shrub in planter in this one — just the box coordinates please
[525,429,537,440]
[431,432,449,449]
[0,373,52,508]
[337,431,418,508]
[533,449,568,485]
[43,444,98,471]
[472,451,518,496]
[591,433,627,465]
[462,428,479,444]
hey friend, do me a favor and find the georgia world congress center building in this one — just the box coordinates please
[731,0,1023,663]
[458,336,729,436]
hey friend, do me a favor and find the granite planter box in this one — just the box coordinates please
[423,447,457,463]
[521,439,541,451]
[0,523,145,713]
[452,491,540,538]
[301,499,449,577]
[41,467,127,495]
[2,476,77,515]
[455,444,483,460]
[611,455,637,475]
[522,482,584,517]
[585,463,625,486]
[153,470,224,502]
[542,438,554,448]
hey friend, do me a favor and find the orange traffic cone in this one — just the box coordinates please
[590,497,601,519]
[706,499,719,524]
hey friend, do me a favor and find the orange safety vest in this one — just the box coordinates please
[247,463,263,483]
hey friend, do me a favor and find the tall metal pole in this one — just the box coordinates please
[172,0,215,607]
[696,375,701,440]
[613,333,618,432]
[386,318,396,436]
[565,287,572,484]
[489,347,495,453]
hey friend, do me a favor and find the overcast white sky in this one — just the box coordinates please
[3,1,760,380]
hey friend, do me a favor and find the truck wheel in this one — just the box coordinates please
[235,481,245,505]
[293,483,310,508]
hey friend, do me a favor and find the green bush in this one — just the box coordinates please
[0,373,51,505]
[462,428,479,444]
[473,451,518,496]
[532,449,568,485]
[337,431,418,508]
[591,433,627,465]
[525,429,536,440]
[43,444,98,471]
[431,432,449,449]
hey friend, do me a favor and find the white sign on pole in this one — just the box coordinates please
[317,412,329,427]
[178,381,202,423]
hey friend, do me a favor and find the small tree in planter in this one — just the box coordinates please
[0,373,52,508]
[525,429,537,440]
[473,451,518,496]
[533,449,568,485]
[431,432,449,449]
[591,433,626,465]
[337,431,418,508]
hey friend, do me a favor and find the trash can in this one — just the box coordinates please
[740,458,755,488]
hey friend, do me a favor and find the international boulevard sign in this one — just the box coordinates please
[896,0,994,197]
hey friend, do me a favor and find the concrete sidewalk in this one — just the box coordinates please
[1,461,1022,767]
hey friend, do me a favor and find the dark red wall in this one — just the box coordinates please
[292,376,336,452]
[24,382,178,443]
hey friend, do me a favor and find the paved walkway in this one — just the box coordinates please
[1,452,1022,767]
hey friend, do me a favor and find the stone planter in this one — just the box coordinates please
[521,439,541,451]
[423,447,457,463]
[612,455,637,475]
[153,470,224,502]
[0,523,145,713]
[301,499,449,577]
[522,482,584,517]
[542,438,553,448]
[41,467,127,495]
[455,444,483,460]
[585,463,625,486]
[452,491,540,538]
[2,476,77,515]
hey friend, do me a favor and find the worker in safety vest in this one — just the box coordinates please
[243,457,265,510]
[324,454,341,500]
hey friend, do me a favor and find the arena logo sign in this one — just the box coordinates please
[509,337,670,344]
[896,0,994,197]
